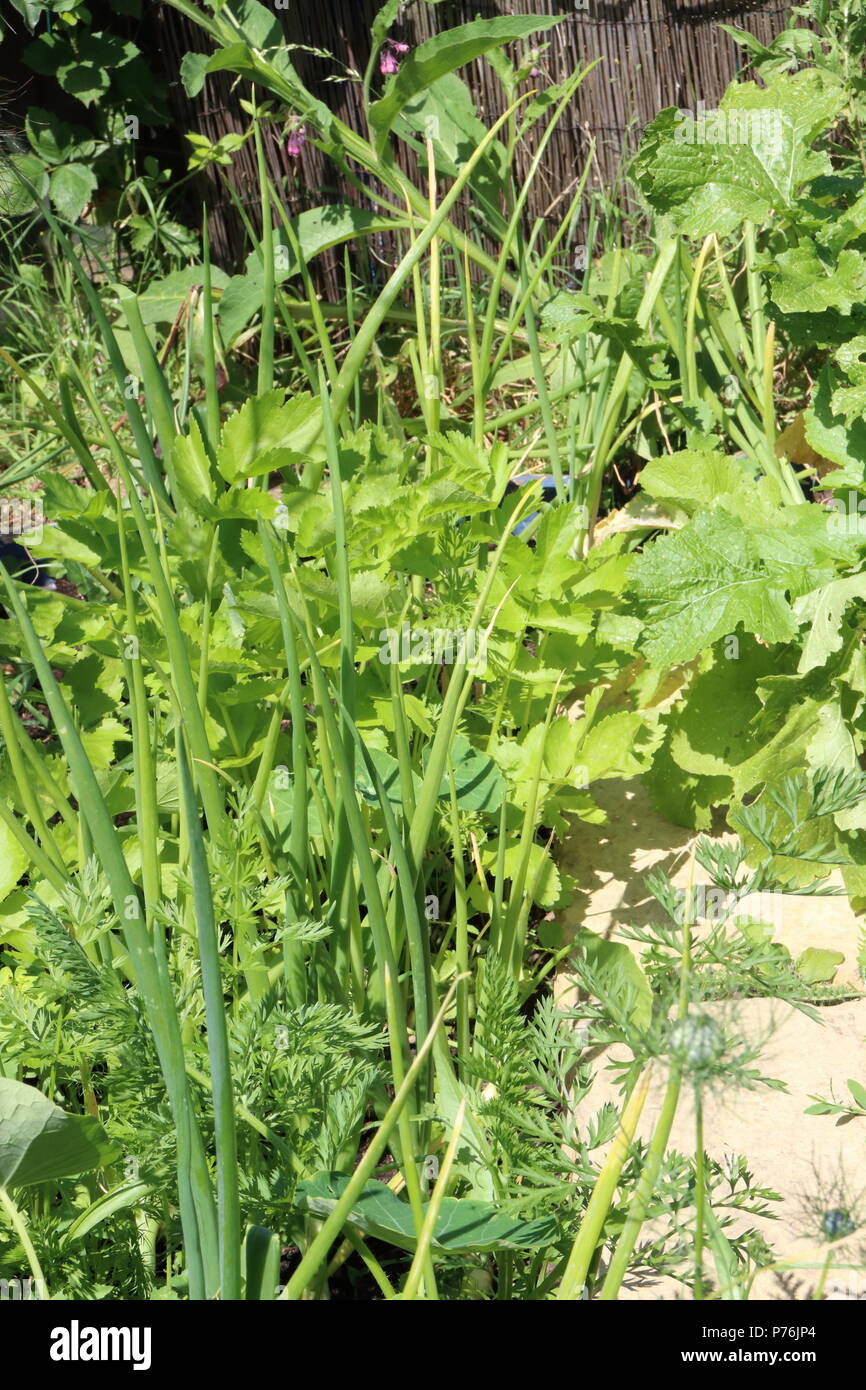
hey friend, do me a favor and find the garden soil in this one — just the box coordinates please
[556,779,866,1300]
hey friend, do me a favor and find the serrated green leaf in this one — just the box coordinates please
[216,390,323,482]
[805,364,866,476]
[638,450,763,519]
[171,416,216,506]
[180,51,210,99]
[795,575,866,672]
[631,508,798,667]
[634,70,841,235]
[771,245,866,317]
[48,162,97,223]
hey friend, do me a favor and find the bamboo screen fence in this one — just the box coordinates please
[155,0,795,277]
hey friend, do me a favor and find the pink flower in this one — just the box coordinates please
[527,47,546,80]
[286,124,307,158]
[380,37,409,75]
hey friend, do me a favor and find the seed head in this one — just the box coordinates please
[821,1207,856,1242]
[668,1013,726,1070]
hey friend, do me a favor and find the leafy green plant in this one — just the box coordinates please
[3,0,866,1305]
[4,0,196,270]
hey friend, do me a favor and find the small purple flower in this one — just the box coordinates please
[528,47,546,80]
[380,38,409,76]
[286,123,307,158]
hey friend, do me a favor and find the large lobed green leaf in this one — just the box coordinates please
[630,508,799,667]
[634,70,841,235]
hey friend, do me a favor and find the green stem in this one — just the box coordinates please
[0,1185,48,1294]
[813,1249,833,1301]
[253,105,275,396]
[280,985,458,1300]
[694,1087,705,1300]
[598,1068,682,1300]
[556,1069,653,1300]
[301,95,530,485]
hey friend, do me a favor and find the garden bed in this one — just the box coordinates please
[2,0,866,1316]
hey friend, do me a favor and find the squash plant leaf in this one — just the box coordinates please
[630,508,799,667]
[634,70,841,235]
